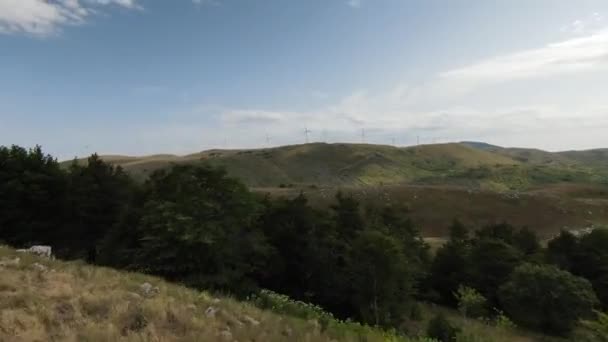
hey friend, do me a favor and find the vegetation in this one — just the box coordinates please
[3,144,608,340]
[498,263,598,335]
[0,246,425,342]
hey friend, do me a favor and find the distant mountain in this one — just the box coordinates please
[69,142,608,190]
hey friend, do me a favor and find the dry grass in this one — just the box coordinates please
[0,246,428,342]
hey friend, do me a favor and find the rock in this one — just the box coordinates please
[139,282,160,298]
[242,315,260,326]
[205,306,219,318]
[0,257,20,267]
[219,328,232,340]
[31,262,48,272]
[212,298,221,304]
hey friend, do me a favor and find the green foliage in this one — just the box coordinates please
[426,313,460,342]
[350,230,414,326]
[63,154,135,261]
[430,221,471,305]
[0,145,67,248]
[576,229,608,309]
[469,239,521,305]
[132,164,263,293]
[547,229,608,309]
[498,263,599,335]
[454,286,487,319]
[580,311,608,342]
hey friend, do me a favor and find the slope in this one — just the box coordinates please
[0,246,421,342]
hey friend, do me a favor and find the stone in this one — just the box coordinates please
[205,306,219,318]
[139,282,160,298]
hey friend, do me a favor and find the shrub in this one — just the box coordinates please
[498,263,599,335]
[426,313,460,342]
[454,285,487,319]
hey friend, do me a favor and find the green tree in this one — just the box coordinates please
[63,154,135,261]
[513,227,541,256]
[454,285,487,319]
[349,230,414,326]
[133,164,263,293]
[575,229,608,309]
[546,230,579,271]
[469,239,521,305]
[0,145,67,248]
[430,220,472,305]
[498,263,599,335]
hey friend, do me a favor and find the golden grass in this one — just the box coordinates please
[0,246,426,342]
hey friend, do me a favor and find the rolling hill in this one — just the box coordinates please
[72,142,608,190]
[63,142,608,237]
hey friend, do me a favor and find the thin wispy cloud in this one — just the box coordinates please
[561,12,604,35]
[440,28,608,86]
[0,0,138,36]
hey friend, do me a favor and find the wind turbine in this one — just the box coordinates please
[305,128,312,144]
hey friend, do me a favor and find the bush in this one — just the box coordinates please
[454,285,487,319]
[426,313,460,342]
[498,263,599,335]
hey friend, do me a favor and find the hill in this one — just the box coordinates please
[67,142,608,190]
[0,246,423,342]
[0,246,562,342]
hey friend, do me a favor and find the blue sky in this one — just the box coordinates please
[1,0,608,158]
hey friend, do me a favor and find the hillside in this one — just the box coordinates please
[0,246,565,342]
[70,142,608,190]
[0,246,422,342]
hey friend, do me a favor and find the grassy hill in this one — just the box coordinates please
[62,142,608,238]
[68,142,608,190]
[0,246,422,342]
[0,246,560,342]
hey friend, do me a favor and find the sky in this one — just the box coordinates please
[1,0,608,159]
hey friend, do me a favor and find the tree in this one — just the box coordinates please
[63,154,135,261]
[513,227,541,256]
[133,164,263,293]
[498,263,599,335]
[349,230,414,326]
[0,145,67,248]
[430,220,472,305]
[546,230,579,271]
[331,191,364,238]
[575,229,608,309]
[469,238,521,304]
[454,285,487,319]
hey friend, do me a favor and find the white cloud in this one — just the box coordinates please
[561,12,604,35]
[0,0,137,36]
[440,28,608,86]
